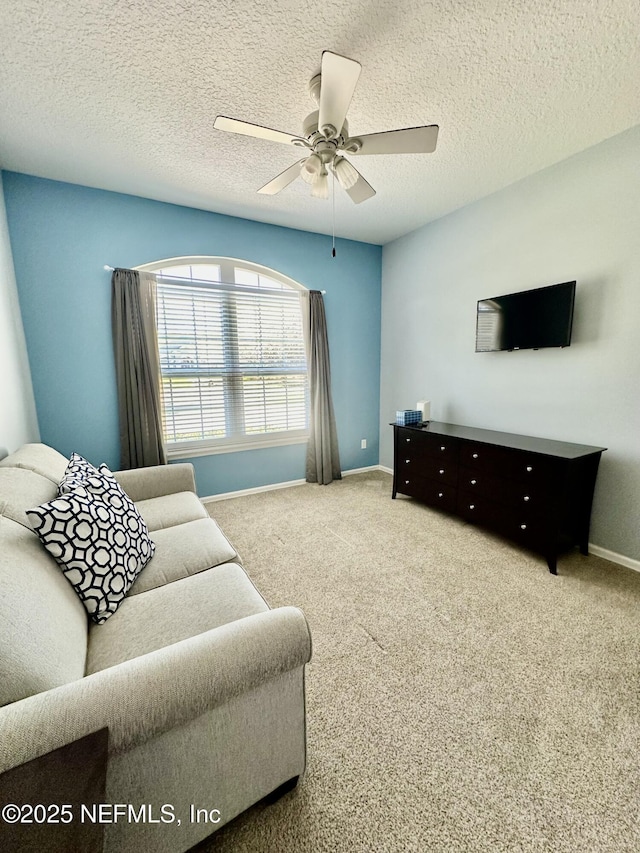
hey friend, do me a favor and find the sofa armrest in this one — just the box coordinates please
[113,463,196,501]
[0,606,311,773]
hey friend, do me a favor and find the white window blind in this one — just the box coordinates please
[154,264,308,456]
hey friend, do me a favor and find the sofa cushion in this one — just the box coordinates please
[85,562,268,673]
[128,517,239,595]
[26,486,155,625]
[0,516,88,705]
[0,443,68,484]
[0,467,58,529]
[135,491,208,531]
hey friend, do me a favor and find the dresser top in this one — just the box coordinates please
[392,421,606,459]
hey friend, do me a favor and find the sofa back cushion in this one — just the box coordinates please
[0,443,69,484]
[0,467,59,529]
[0,465,89,706]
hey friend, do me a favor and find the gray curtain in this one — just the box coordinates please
[111,268,167,469]
[301,290,342,484]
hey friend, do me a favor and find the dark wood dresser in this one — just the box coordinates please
[391,422,606,574]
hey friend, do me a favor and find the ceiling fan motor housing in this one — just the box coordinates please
[302,110,355,157]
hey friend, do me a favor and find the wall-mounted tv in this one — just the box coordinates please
[475,281,576,352]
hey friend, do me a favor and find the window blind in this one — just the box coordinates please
[155,276,308,449]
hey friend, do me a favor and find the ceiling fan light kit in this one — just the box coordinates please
[333,155,359,190]
[214,50,439,206]
[300,153,323,183]
[311,168,330,199]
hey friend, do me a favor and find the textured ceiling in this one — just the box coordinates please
[1,0,639,244]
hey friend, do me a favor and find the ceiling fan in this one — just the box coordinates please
[214,51,439,204]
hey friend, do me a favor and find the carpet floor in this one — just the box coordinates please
[198,470,640,852]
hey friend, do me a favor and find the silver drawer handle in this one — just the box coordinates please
[406,438,411,442]
[439,469,445,474]
[520,524,527,530]
[470,479,477,485]
[472,453,479,459]
[438,492,443,498]
[440,445,446,451]
[469,504,475,510]
[405,459,410,463]
[526,465,533,472]
[405,480,410,484]
[523,495,530,502]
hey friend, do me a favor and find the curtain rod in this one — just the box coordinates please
[104,266,325,293]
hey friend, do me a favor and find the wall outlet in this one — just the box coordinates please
[361,439,367,449]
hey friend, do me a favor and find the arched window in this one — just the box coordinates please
[137,257,308,457]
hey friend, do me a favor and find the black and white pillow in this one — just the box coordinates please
[58,451,100,495]
[27,455,155,624]
[59,454,145,531]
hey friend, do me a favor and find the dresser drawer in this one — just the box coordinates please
[458,465,553,514]
[396,429,430,462]
[396,471,426,500]
[456,491,500,525]
[396,427,459,461]
[399,455,458,487]
[458,441,513,474]
[422,482,457,512]
[505,487,552,517]
[457,491,552,545]
[457,466,502,498]
[460,442,561,488]
[508,450,562,489]
[506,514,553,551]
[397,454,422,475]
[418,432,459,460]
[396,426,419,446]
[397,475,456,512]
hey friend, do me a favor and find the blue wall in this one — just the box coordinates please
[2,172,382,496]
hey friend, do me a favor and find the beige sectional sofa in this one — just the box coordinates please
[0,443,311,852]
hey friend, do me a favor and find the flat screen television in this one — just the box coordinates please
[475,281,576,352]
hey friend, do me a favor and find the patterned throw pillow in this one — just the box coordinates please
[59,454,140,520]
[59,454,145,533]
[58,451,100,495]
[27,455,155,624]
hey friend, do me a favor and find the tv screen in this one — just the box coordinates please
[475,281,576,352]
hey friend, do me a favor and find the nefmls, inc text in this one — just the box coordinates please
[78,803,221,825]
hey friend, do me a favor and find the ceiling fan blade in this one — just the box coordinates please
[343,172,376,204]
[214,116,300,146]
[350,124,439,155]
[318,51,361,137]
[257,160,306,195]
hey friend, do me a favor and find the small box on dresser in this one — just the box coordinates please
[395,410,422,427]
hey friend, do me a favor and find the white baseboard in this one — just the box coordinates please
[588,544,640,573]
[202,478,306,502]
[202,464,386,502]
[342,465,384,476]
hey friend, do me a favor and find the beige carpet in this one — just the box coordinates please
[198,470,640,852]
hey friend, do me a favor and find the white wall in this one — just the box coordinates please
[0,173,39,455]
[380,124,640,562]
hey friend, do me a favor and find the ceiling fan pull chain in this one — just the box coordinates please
[332,170,336,257]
